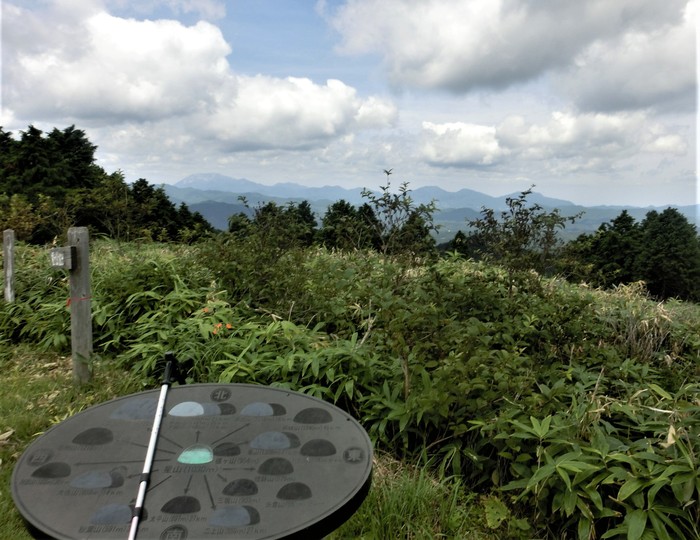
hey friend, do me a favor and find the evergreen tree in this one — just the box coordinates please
[443,229,488,258]
[15,126,60,200]
[287,200,317,247]
[321,200,357,250]
[320,200,381,251]
[130,179,183,240]
[0,126,213,242]
[398,210,436,257]
[242,200,317,251]
[563,207,700,301]
[598,210,641,284]
[576,210,643,288]
[356,203,382,251]
[637,208,700,300]
[175,203,212,243]
[228,212,252,237]
[69,171,131,239]
[0,125,101,203]
[0,127,19,187]
[46,125,102,191]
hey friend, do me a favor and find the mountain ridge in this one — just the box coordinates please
[166,173,698,238]
[173,172,578,210]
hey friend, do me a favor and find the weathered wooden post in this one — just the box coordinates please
[3,229,14,303]
[51,227,92,384]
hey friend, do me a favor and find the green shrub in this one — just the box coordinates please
[2,238,699,538]
[492,383,700,539]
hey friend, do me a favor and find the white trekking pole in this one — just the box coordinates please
[127,352,177,540]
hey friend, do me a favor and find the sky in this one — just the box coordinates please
[1,0,697,207]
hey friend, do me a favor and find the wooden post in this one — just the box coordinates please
[68,227,92,384]
[3,229,14,303]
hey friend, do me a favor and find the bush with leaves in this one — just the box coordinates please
[360,178,439,258]
[466,185,581,275]
[484,382,700,539]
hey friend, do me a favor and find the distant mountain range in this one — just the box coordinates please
[163,173,698,242]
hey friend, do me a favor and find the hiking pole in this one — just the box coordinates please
[127,352,177,540]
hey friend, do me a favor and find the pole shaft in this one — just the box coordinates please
[3,229,14,303]
[67,227,92,384]
[127,379,170,540]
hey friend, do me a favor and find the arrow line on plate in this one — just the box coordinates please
[211,423,251,445]
[203,475,216,509]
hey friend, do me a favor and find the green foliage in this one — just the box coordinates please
[637,208,700,301]
[320,199,381,251]
[0,243,70,349]
[0,194,59,242]
[329,454,490,539]
[493,383,700,539]
[360,178,438,258]
[220,199,320,304]
[247,199,317,248]
[563,207,700,301]
[0,126,213,243]
[2,237,699,539]
[466,185,581,275]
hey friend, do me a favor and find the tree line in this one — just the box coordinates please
[228,180,437,259]
[562,208,700,301]
[0,125,212,243]
[2,125,698,301]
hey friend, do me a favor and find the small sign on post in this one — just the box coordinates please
[50,246,76,271]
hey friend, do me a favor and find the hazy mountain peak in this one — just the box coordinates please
[176,173,262,192]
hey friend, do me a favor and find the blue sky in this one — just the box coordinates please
[2,0,697,207]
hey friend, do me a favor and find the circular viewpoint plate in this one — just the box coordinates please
[12,384,373,539]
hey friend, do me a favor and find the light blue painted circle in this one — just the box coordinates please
[240,402,275,416]
[169,401,205,417]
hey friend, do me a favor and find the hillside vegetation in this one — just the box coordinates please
[2,124,700,537]
[2,125,699,301]
[1,238,699,539]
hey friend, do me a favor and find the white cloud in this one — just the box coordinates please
[6,7,232,121]
[328,0,690,100]
[355,96,399,128]
[499,112,648,160]
[2,0,693,207]
[643,134,687,154]
[557,0,697,112]
[203,76,397,151]
[421,121,508,166]
[4,1,397,153]
[421,111,689,172]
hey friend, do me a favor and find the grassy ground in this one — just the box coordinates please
[0,345,144,539]
[0,345,497,539]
